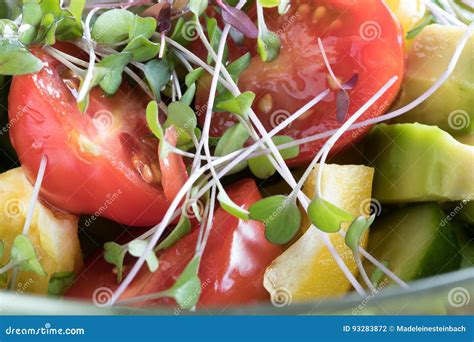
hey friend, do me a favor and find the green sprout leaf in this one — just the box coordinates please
[146,101,164,140]
[0,41,43,75]
[345,215,375,259]
[92,9,134,44]
[307,197,354,233]
[156,215,192,251]
[104,242,127,282]
[128,240,159,273]
[48,271,75,296]
[10,235,47,276]
[218,191,250,220]
[0,240,4,259]
[123,36,160,62]
[18,0,42,45]
[206,16,228,65]
[164,101,197,145]
[168,255,202,309]
[249,195,301,244]
[248,135,299,179]
[129,15,156,40]
[370,261,389,287]
[258,0,280,7]
[189,0,208,16]
[257,29,281,62]
[185,67,204,87]
[214,122,250,174]
[215,91,255,118]
[96,52,133,95]
[144,59,171,102]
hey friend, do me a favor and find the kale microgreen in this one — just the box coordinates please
[10,235,47,276]
[206,16,229,65]
[92,9,134,44]
[249,195,301,245]
[215,91,255,118]
[164,101,198,146]
[48,271,75,296]
[145,101,164,141]
[214,122,250,173]
[370,261,389,287]
[144,59,171,102]
[0,41,43,75]
[128,239,160,273]
[104,242,127,282]
[248,135,299,179]
[155,214,192,251]
[307,197,354,233]
[217,191,250,220]
[345,215,375,260]
[189,0,209,16]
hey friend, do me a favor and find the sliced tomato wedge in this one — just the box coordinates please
[159,126,189,202]
[8,46,170,226]
[66,179,283,307]
[196,0,405,166]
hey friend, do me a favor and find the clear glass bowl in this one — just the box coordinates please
[1,268,472,315]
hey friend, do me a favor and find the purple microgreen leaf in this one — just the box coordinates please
[341,73,359,90]
[336,90,350,123]
[217,1,258,39]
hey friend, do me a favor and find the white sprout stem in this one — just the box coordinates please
[76,8,100,103]
[10,155,47,289]
[159,31,166,59]
[315,77,399,197]
[191,90,330,201]
[44,47,85,75]
[22,156,48,235]
[172,70,182,99]
[317,38,343,89]
[197,185,217,256]
[111,167,207,305]
[424,0,467,27]
[187,17,366,295]
[272,23,472,153]
[196,191,212,252]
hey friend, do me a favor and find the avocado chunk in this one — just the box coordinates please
[366,203,461,283]
[392,24,473,135]
[366,123,474,203]
[458,201,474,226]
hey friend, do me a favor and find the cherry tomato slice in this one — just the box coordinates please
[66,179,283,307]
[8,47,169,226]
[196,0,405,166]
[159,126,189,202]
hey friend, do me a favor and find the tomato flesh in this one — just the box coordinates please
[197,0,404,166]
[8,48,169,226]
[66,179,283,307]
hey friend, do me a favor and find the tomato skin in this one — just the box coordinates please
[66,179,283,307]
[8,48,169,226]
[197,0,404,166]
[159,126,189,203]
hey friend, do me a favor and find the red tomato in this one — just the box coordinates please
[8,47,170,226]
[159,126,189,202]
[66,179,283,307]
[196,0,405,166]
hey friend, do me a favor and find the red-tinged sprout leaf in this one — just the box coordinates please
[336,90,350,123]
[217,1,258,39]
[158,3,172,33]
[342,73,359,90]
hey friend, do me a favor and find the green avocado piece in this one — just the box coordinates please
[392,24,473,135]
[366,203,461,283]
[458,201,474,226]
[452,220,474,269]
[366,123,474,203]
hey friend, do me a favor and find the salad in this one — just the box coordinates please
[0,0,472,311]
